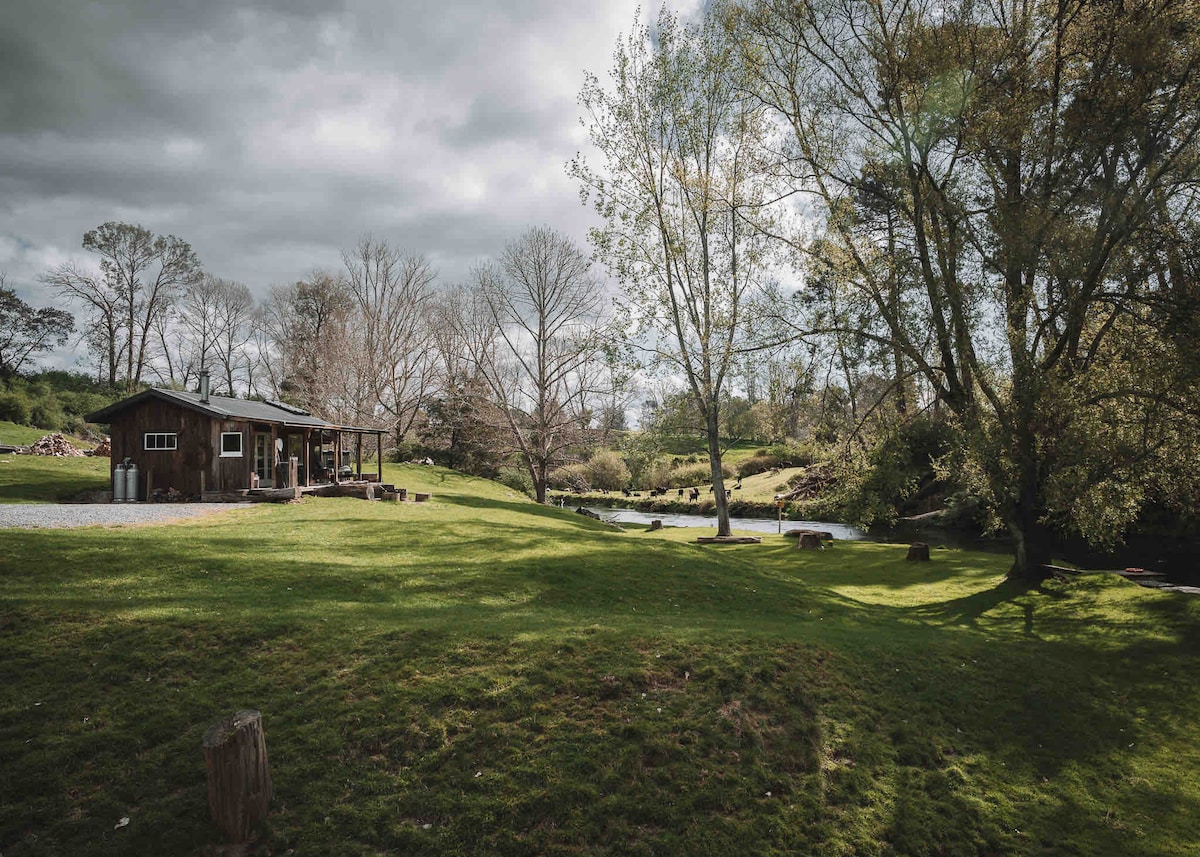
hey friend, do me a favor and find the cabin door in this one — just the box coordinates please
[254,432,273,488]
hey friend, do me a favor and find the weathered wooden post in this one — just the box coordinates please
[202,709,272,843]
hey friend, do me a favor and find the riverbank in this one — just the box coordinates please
[553,490,828,523]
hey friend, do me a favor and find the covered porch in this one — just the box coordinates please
[272,424,387,489]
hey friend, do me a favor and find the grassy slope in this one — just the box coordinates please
[1,464,1198,855]
[0,422,109,503]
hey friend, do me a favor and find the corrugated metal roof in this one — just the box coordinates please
[85,388,383,433]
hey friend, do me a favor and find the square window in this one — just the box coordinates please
[220,432,243,457]
[144,432,177,451]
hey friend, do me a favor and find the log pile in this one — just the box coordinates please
[774,462,837,502]
[89,437,112,457]
[30,434,86,456]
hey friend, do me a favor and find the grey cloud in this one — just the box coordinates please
[1,0,646,371]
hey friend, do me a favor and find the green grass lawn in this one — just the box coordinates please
[0,421,99,449]
[0,422,109,503]
[1,463,1198,855]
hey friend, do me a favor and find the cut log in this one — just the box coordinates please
[246,486,301,502]
[414,492,431,502]
[398,488,408,501]
[202,710,272,843]
[797,532,824,550]
[201,490,252,503]
[906,543,930,562]
[648,519,663,531]
[696,536,761,544]
[784,529,834,541]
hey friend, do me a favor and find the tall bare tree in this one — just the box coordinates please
[40,261,124,386]
[572,5,776,535]
[261,271,356,418]
[342,237,437,444]
[443,227,606,503]
[43,222,201,392]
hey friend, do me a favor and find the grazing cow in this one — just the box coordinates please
[689,488,700,501]
[677,488,684,498]
[622,488,632,497]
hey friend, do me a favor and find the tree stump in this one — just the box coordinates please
[906,542,930,561]
[202,710,272,843]
[398,488,408,501]
[797,532,823,549]
[414,492,431,502]
[649,519,663,531]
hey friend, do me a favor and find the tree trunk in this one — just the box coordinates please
[706,410,731,537]
[1005,447,1053,584]
[202,709,272,843]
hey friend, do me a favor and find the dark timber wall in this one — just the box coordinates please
[108,400,267,497]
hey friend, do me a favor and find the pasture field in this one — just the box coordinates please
[1,460,1198,855]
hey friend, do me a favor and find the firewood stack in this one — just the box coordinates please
[89,437,111,457]
[29,434,86,456]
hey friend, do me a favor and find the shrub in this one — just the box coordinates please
[586,449,630,491]
[0,390,32,425]
[497,466,534,497]
[29,399,65,431]
[389,440,418,463]
[737,454,783,478]
[548,463,592,492]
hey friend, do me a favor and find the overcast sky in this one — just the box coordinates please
[1,0,698,370]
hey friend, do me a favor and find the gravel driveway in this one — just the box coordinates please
[0,503,242,529]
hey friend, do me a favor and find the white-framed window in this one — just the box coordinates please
[220,432,244,458]
[144,432,177,451]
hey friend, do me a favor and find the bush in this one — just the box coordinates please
[836,417,956,527]
[586,450,630,491]
[389,440,418,463]
[29,399,65,431]
[637,458,733,490]
[497,466,534,497]
[548,463,592,492]
[0,390,32,425]
[737,454,783,478]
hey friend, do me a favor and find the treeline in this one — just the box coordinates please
[6,224,634,503]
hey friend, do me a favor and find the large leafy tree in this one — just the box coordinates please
[0,274,74,378]
[573,5,776,536]
[738,0,1200,580]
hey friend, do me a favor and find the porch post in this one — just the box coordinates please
[376,431,383,483]
[302,429,311,486]
[356,432,363,481]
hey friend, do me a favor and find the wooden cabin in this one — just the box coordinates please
[85,383,384,500]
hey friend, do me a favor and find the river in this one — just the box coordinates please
[584,506,868,540]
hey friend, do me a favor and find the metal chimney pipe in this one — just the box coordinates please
[199,369,210,403]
